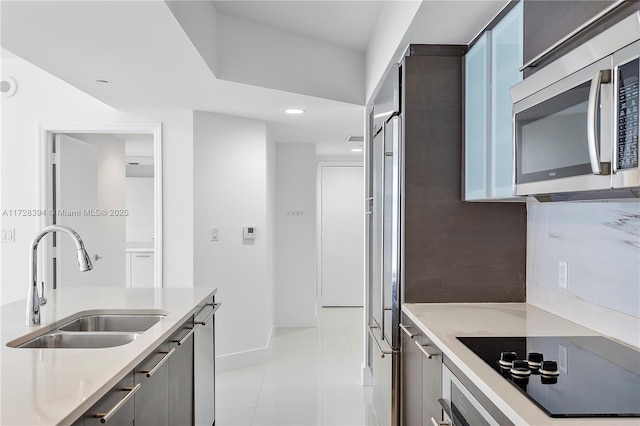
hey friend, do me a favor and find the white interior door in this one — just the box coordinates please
[55,134,126,286]
[320,165,364,306]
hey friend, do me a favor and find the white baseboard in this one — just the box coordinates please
[216,326,275,373]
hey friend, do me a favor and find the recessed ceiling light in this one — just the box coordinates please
[351,148,363,153]
[285,109,304,114]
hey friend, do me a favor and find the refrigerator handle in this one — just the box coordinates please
[380,119,387,342]
[367,324,395,358]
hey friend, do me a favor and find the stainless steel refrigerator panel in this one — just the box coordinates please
[373,64,401,132]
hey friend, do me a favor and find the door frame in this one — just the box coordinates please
[37,123,163,288]
[316,161,364,307]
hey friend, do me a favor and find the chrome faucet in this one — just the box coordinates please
[27,225,93,325]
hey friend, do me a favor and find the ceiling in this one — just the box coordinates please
[1,1,508,157]
[212,1,384,52]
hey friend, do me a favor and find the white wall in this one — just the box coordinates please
[275,143,318,327]
[0,50,194,304]
[193,111,274,371]
[165,0,219,76]
[527,200,640,347]
[365,1,421,102]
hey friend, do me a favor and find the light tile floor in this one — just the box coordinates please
[216,307,378,426]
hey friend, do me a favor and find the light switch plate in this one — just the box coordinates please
[210,226,219,241]
[1,228,15,242]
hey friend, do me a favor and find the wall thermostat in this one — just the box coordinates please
[243,226,256,240]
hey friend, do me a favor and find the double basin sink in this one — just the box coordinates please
[8,313,166,349]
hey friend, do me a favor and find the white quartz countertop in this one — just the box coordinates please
[402,303,640,426]
[0,287,217,426]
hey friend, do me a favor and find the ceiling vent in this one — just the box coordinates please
[345,135,364,143]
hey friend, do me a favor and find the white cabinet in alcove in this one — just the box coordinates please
[464,1,523,201]
[126,251,155,287]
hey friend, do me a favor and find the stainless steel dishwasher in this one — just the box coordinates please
[194,297,220,426]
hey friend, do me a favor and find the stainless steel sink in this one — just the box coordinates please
[17,332,140,348]
[7,311,166,349]
[59,314,165,333]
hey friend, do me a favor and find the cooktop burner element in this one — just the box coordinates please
[457,336,640,418]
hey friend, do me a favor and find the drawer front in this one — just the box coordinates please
[421,335,443,423]
[135,342,171,426]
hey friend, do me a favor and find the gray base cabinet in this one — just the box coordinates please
[72,298,217,426]
[400,315,443,426]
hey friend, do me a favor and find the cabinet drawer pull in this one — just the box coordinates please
[141,348,176,377]
[399,323,417,338]
[430,417,451,426]
[195,302,221,326]
[172,326,198,346]
[415,340,440,359]
[95,383,140,423]
[134,255,151,258]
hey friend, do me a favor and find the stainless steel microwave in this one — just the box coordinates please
[511,12,640,202]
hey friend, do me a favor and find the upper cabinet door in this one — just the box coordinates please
[464,32,490,201]
[491,1,523,199]
[464,2,524,202]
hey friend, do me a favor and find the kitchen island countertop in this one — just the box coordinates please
[1,287,216,426]
[402,303,640,425]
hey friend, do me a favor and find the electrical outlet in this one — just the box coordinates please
[558,261,568,289]
[210,226,219,242]
[558,344,568,374]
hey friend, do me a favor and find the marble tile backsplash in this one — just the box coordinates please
[527,200,640,347]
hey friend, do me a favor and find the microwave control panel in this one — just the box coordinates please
[618,58,639,170]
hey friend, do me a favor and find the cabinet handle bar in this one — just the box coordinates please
[399,323,417,338]
[415,340,439,359]
[141,348,176,378]
[195,302,221,326]
[95,383,141,423]
[430,417,451,426]
[171,326,198,346]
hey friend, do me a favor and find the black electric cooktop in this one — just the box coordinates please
[457,336,640,418]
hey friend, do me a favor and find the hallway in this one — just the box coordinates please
[216,307,377,425]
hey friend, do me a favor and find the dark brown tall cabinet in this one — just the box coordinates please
[401,45,527,304]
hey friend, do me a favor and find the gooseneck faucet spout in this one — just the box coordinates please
[27,225,93,325]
